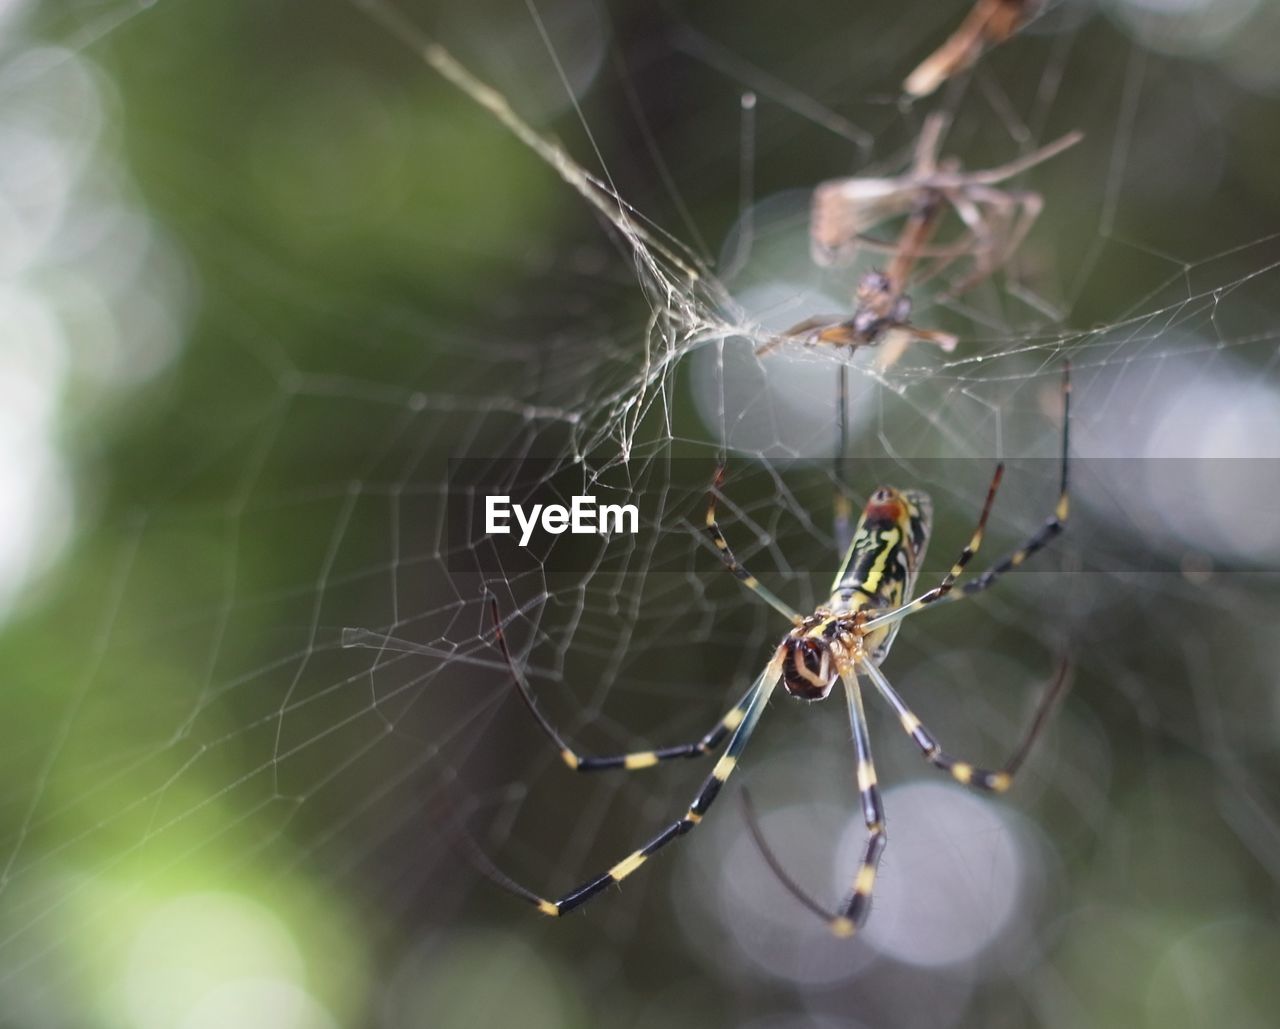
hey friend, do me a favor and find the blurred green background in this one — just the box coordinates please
[4,0,1280,1026]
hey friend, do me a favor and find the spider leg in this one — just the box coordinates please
[489,597,757,773]
[859,655,1071,792]
[707,467,806,624]
[739,667,888,938]
[836,668,889,931]
[492,652,784,917]
[933,361,1070,604]
[865,362,1070,631]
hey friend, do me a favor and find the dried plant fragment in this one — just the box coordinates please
[766,115,1081,362]
[904,0,1040,98]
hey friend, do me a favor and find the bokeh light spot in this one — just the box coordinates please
[844,781,1028,968]
[119,892,313,1029]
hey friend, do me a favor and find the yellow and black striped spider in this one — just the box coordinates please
[486,365,1072,936]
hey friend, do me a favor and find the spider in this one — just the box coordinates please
[485,364,1072,935]
[904,0,1040,99]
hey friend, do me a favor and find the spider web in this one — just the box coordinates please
[4,0,1280,1026]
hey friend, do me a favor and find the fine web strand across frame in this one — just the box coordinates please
[10,1,1280,1021]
